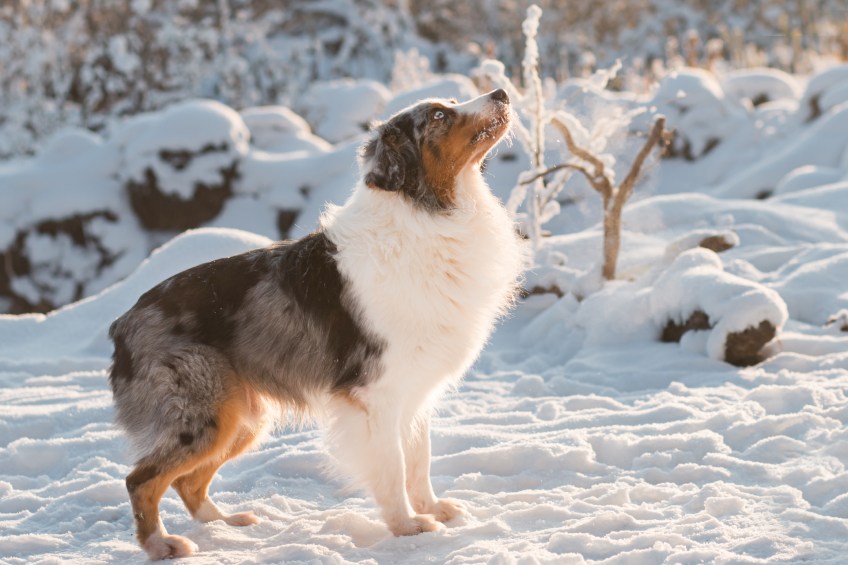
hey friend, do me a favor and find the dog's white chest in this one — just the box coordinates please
[327,185,523,385]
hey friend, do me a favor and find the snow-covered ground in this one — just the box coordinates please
[2,226,848,564]
[3,57,848,563]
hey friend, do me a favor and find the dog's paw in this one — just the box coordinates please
[428,498,464,523]
[143,533,198,560]
[388,514,441,536]
[224,511,260,527]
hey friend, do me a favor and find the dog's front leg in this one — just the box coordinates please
[404,412,464,523]
[327,393,440,536]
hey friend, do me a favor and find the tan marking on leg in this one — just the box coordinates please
[126,386,256,549]
[172,425,261,524]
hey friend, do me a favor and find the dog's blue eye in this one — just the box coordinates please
[433,110,445,120]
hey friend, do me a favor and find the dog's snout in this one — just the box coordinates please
[490,89,509,104]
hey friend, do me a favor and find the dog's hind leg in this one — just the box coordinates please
[125,387,254,559]
[327,392,440,537]
[126,459,201,560]
[172,424,263,527]
[403,412,463,523]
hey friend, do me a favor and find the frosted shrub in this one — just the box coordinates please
[0,0,413,158]
[478,5,666,281]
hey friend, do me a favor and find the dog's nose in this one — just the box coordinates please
[490,89,509,104]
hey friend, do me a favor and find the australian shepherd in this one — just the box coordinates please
[109,89,525,559]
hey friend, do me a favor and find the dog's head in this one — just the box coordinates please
[359,89,511,211]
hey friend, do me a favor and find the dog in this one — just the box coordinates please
[109,88,525,560]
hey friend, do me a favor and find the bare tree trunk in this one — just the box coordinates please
[602,196,618,280]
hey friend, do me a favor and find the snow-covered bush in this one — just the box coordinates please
[4,0,845,159]
[0,0,413,159]
[651,248,788,366]
[0,132,147,314]
[479,5,665,283]
[117,100,249,231]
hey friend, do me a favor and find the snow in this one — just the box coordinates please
[121,99,250,199]
[240,106,332,154]
[381,75,479,118]
[649,248,788,361]
[796,64,848,121]
[3,50,848,565]
[721,68,802,105]
[298,79,390,143]
[652,68,749,160]
[773,165,845,196]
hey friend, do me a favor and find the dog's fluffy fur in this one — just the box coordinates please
[109,89,525,559]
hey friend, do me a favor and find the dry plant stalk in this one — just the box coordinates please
[526,116,667,280]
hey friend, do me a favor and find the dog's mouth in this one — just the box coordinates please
[471,94,511,142]
[468,105,511,163]
[471,113,510,145]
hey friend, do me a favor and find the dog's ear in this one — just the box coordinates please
[361,123,420,193]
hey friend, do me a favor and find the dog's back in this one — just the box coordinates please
[109,232,385,453]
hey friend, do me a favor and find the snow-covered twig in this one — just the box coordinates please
[521,4,545,247]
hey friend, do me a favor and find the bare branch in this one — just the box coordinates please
[550,115,613,199]
[615,116,666,210]
[521,163,589,185]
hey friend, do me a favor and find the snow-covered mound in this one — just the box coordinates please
[298,79,391,143]
[712,103,848,199]
[652,68,747,161]
[2,223,848,563]
[0,133,148,314]
[650,248,788,365]
[118,100,250,231]
[240,106,332,154]
[721,68,802,107]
